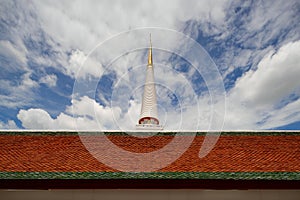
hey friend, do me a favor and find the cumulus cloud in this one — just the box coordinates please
[233,41,300,108]
[68,49,104,79]
[67,96,122,128]
[224,40,300,129]
[18,96,121,130]
[17,95,212,131]
[18,108,55,129]
[0,120,18,129]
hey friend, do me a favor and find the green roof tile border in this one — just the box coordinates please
[1,130,300,136]
[0,172,299,180]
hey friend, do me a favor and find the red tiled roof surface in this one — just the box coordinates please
[1,132,300,173]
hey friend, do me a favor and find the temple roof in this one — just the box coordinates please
[1,131,300,180]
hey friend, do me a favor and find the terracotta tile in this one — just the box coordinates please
[0,135,300,172]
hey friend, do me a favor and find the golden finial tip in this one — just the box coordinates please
[148,34,153,66]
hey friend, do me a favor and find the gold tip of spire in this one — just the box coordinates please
[148,34,153,66]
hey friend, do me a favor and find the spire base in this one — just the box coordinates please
[138,117,159,125]
[136,124,163,130]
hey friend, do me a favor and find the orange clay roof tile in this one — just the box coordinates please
[1,133,300,173]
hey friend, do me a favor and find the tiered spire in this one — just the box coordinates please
[136,35,163,130]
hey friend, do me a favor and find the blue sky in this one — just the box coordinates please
[0,0,300,130]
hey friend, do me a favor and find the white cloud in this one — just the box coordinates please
[18,96,121,130]
[223,40,300,129]
[16,95,211,131]
[31,0,230,55]
[68,49,104,79]
[0,40,27,66]
[17,108,55,129]
[232,41,300,108]
[0,1,66,108]
[39,74,58,87]
[115,99,141,130]
[0,72,38,108]
[205,0,300,76]
[66,96,122,127]
[20,72,38,89]
[264,98,300,129]
[0,120,18,129]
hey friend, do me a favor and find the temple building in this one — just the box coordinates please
[136,35,163,130]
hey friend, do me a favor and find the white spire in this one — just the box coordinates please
[136,35,163,130]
